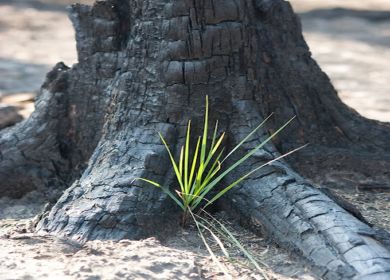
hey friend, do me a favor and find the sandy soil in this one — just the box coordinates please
[0,1,389,279]
[289,0,390,12]
[289,0,390,122]
[0,192,316,280]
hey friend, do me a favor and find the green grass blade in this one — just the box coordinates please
[159,132,185,192]
[196,161,205,189]
[179,146,184,184]
[211,132,225,155]
[210,120,219,152]
[222,113,274,164]
[184,120,191,193]
[137,178,185,210]
[197,96,209,185]
[188,137,201,194]
[137,178,162,188]
[203,132,225,170]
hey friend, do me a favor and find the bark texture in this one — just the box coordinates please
[0,105,22,129]
[0,0,389,279]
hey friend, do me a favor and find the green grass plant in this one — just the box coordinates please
[138,96,300,224]
[137,96,306,277]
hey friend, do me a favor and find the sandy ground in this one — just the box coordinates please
[289,0,390,12]
[290,0,390,122]
[0,191,316,280]
[0,0,390,279]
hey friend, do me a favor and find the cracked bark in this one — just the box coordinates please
[1,0,389,279]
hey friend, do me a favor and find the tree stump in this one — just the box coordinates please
[0,1,389,279]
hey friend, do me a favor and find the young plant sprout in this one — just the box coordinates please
[138,96,301,224]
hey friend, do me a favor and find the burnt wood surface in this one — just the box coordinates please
[0,0,389,279]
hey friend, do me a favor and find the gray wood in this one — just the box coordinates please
[0,105,22,129]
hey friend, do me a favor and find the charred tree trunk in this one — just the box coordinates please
[1,0,390,279]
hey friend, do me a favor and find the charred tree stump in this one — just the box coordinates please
[1,0,389,279]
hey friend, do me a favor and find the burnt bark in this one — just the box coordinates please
[0,105,23,129]
[1,0,389,279]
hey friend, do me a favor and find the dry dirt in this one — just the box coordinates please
[290,0,390,122]
[0,191,316,280]
[0,0,389,279]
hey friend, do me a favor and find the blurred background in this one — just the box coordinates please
[0,0,389,127]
